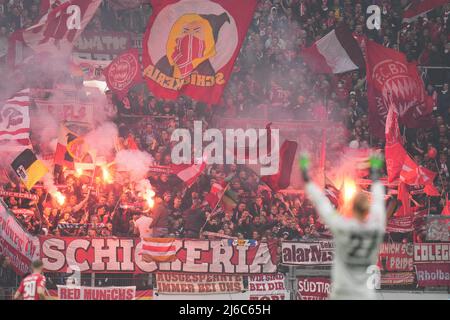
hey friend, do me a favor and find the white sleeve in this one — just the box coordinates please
[305,182,342,229]
[368,181,386,229]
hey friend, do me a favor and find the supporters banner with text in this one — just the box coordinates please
[296,277,331,300]
[142,0,257,104]
[415,263,450,287]
[155,273,244,294]
[49,286,153,300]
[377,242,414,272]
[248,273,290,300]
[0,200,40,275]
[39,237,277,274]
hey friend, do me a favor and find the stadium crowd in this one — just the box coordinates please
[0,0,449,246]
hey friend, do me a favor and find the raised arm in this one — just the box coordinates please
[367,154,386,228]
[300,154,342,228]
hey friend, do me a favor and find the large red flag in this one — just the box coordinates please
[9,0,101,66]
[400,155,437,186]
[261,140,298,191]
[104,49,143,100]
[366,40,435,139]
[384,105,407,183]
[385,143,407,183]
[142,0,257,104]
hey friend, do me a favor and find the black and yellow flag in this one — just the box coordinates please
[11,149,48,190]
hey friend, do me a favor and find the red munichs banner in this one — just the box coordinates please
[104,49,143,100]
[142,0,257,104]
[366,40,435,139]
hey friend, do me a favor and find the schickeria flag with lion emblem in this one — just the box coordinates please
[142,0,257,104]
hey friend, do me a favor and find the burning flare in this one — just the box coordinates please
[143,188,156,208]
[341,177,358,217]
[75,167,83,177]
[53,191,66,206]
[101,165,113,184]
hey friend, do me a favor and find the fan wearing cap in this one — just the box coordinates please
[299,154,386,300]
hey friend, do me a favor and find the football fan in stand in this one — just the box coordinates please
[300,154,386,300]
[14,260,50,300]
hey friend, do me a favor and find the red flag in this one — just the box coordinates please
[261,140,298,191]
[384,106,407,183]
[424,184,440,197]
[142,0,257,104]
[396,182,411,217]
[9,0,101,66]
[385,142,408,183]
[300,24,365,74]
[104,49,143,100]
[442,195,450,216]
[400,155,437,186]
[403,0,449,22]
[205,182,225,208]
[366,40,435,139]
[171,158,207,187]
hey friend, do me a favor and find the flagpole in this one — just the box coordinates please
[433,158,445,196]
[199,182,230,235]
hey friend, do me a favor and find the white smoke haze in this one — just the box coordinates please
[29,109,59,154]
[84,122,119,158]
[114,149,154,182]
[42,171,58,194]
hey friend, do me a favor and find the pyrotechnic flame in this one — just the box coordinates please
[75,168,83,177]
[343,178,357,204]
[143,188,156,208]
[53,191,66,206]
[102,165,113,184]
[341,177,357,217]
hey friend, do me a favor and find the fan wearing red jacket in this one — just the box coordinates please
[14,260,48,300]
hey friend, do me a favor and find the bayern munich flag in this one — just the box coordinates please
[142,0,257,104]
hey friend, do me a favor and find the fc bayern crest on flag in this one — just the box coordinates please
[104,49,142,99]
[142,0,257,104]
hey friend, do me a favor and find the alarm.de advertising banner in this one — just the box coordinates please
[142,0,257,104]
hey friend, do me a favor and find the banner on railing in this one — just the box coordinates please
[39,237,277,274]
[34,100,94,124]
[49,286,153,300]
[296,277,331,300]
[414,243,450,263]
[377,242,414,272]
[281,241,334,266]
[381,272,415,286]
[0,190,38,201]
[155,273,243,294]
[74,32,132,55]
[248,273,289,300]
[415,263,450,287]
[0,200,40,275]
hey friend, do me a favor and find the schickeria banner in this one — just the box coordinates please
[39,237,278,274]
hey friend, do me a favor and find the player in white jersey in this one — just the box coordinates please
[300,155,386,300]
